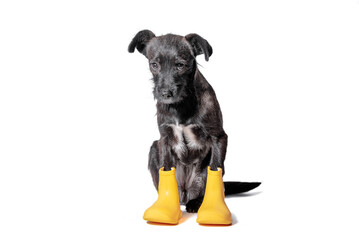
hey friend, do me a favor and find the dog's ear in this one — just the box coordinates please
[185,33,213,61]
[128,30,156,56]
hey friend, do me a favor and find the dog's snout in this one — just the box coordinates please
[161,89,173,99]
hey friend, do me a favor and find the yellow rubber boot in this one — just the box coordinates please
[196,167,232,225]
[143,167,182,224]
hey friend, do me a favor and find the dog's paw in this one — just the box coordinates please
[185,198,203,213]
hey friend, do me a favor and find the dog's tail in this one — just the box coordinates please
[224,181,261,196]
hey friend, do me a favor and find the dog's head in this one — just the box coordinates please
[128,30,212,104]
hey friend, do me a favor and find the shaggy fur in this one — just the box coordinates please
[128,30,260,212]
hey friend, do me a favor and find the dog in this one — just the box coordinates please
[128,30,260,213]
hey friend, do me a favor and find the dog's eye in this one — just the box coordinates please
[150,63,159,70]
[175,63,185,70]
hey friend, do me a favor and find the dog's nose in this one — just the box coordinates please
[161,89,173,99]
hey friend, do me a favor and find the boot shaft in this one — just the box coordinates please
[157,167,180,203]
[204,167,225,199]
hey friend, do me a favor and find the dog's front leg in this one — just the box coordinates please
[197,132,232,225]
[209,132,228,173]
[158,138,174,171]
[158,125,176,171]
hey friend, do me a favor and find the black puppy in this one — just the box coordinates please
[128,30,260,213]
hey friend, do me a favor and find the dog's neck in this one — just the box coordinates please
[157,91,198,123]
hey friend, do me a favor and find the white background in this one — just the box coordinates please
[1,0,359,239]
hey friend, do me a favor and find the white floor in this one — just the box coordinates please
[1,0,359,239]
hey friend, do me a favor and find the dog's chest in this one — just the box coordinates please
[168,122,205,157]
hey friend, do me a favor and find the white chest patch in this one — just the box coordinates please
[168,122,203,157]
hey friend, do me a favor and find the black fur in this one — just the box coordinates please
[185,34,213,61]
[129,30,260,212]
[128,30,155,55]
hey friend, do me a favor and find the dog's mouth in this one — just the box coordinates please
[160,99,174,104]
[155,87,183,104]
[157,95,179,104]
